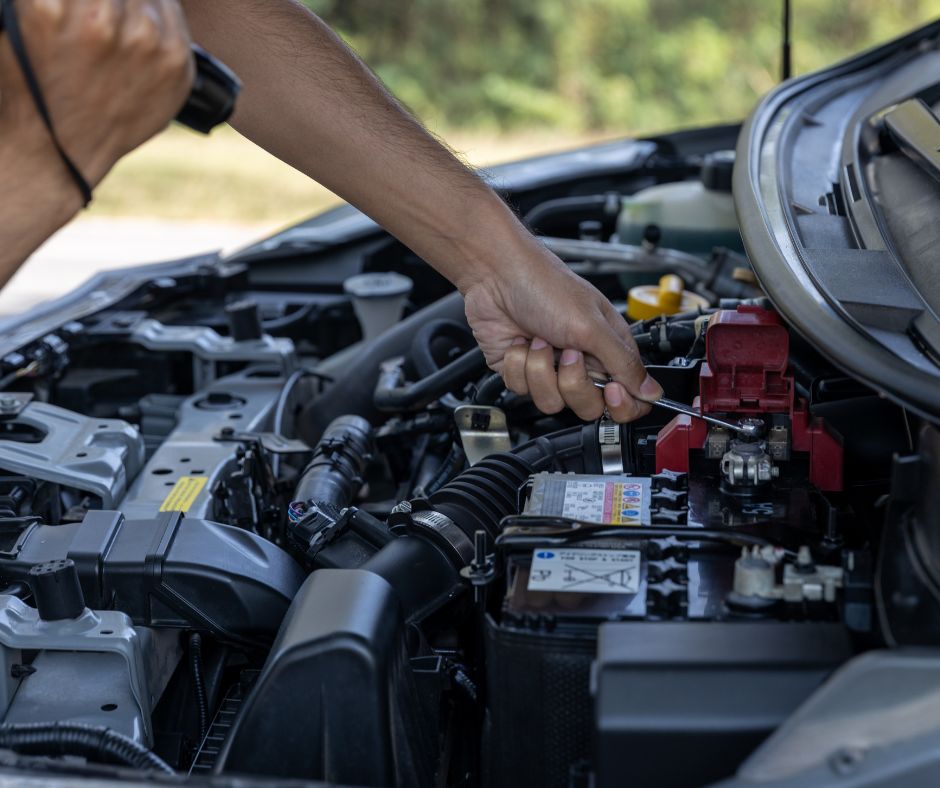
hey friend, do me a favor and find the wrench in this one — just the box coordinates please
[585,371,760,437]
[551,351,760,438]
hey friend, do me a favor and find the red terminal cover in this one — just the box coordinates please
[655,305,844,491]
[699,306,791,414]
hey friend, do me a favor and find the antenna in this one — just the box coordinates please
[781,0,792,81]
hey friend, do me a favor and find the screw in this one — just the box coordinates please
[0,396,18,411]
[830,747,866,775]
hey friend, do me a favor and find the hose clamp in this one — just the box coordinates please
[389,503,476,568]
[598,420,624,475]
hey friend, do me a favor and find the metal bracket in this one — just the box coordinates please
[215,429,310,455]
[454,405,511,465]
[0,401,144,507]
[129,318,296,388]
[0,595,153,744]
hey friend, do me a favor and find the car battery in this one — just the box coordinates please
[484,472,690,788]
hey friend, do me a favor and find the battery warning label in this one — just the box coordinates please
[527,548,641,594]
[561,480,646,525]
[524,473,651,526]
[159,476,208,513]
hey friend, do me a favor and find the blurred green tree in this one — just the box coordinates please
[302,0,940,133]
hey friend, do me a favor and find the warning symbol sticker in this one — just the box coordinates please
[159,476,208,513]
[560,480,646,525]
[524,473,651,526]
[527,548,641,594]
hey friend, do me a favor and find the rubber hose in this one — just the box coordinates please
[510,423,612,474]
[523,193,612,235]
[299,290,467,443]
[421,444,467,497]
[363,453,535,620]
[410,319,475,379]
[0,722,174,774]
[425,453,534,540]
[362,536,464,622]
[541,236,710,283]
[366,423,618,620]
[189,633,209,743]
[473,373,506,405]
[373,347,486,413]
[294,415,374,507]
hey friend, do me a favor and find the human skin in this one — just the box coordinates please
[0,0,194,287]
[182,0,663,422]
[0,0,661,420]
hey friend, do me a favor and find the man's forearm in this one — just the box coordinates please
[181,0,537,293]
[0,156,80,289]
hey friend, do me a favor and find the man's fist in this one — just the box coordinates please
[463,241,663,423]
[0,0,195,191]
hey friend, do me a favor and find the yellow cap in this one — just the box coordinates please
[627,275,709,321]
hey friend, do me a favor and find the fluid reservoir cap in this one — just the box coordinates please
[343,272,413,300]
[701,150,735,193]
[627,275,710,321]
[27,559,86,621]
[344,272,414,343]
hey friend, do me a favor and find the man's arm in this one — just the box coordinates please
[182,0,662,421]
[0,0,195,287]
[0,141,81,287]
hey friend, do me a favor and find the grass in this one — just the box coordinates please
[89,125,612,225]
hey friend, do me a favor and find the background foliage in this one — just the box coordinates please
[92,1,940,222]
[304,0,940,134]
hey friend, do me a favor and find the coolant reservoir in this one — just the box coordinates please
[616,150,742,258]
[627,274,709,321]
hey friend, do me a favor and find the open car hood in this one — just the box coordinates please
[735,19,940,423]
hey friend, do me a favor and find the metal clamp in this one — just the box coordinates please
[390,502,476,568]
[598,420,624,474]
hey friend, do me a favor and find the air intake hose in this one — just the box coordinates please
[364,422,631,619]
[293,415,373,507]
[365,453,534,621]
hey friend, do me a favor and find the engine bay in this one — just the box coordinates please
[0,133,935,788]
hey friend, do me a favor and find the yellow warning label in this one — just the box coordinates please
[159,476,208,513]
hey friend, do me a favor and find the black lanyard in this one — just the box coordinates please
[0,0,93,206]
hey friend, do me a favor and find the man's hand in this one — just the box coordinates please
[0,0,195,188]
[463,240,662,422]
[0,0,196,287]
